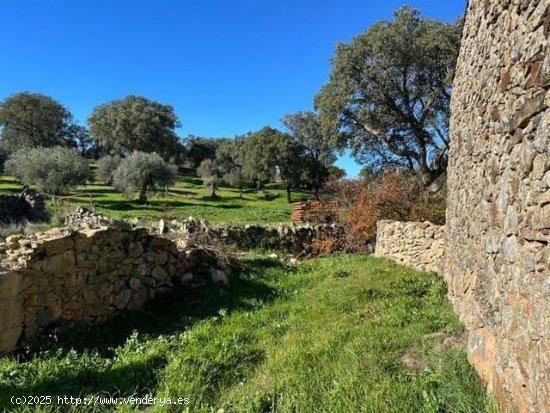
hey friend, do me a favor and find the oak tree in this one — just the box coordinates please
[315,6,462,185]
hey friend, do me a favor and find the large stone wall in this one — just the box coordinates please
[374,220,445,273]
[445,1,549,412]
[0,225,219,354]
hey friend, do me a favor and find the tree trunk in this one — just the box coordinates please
[256,180,262,191]
[286,184,292,204]
[211,183,217,198]
[239,187,243,199]
[314,169,321,200]
[138,184,148,203]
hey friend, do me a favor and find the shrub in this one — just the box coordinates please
[96,154,121,185]
[0,142,10,173]
[325,170,446,252]
[5,146,90,195]
[411,185,447,225]
[113,151,175,203]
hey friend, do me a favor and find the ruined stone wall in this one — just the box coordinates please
[374,220,445,273]
[159,217,345,253]
[0,226,217,354]
[445,1,550,412]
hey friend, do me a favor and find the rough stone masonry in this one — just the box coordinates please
[375,220,445,274]
[0,225,220,353]
[445,1,550,412]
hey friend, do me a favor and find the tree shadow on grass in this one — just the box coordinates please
[0,258,285,407]
[94,199,196,212]
[168,188,199,196]
[180,177,203,186]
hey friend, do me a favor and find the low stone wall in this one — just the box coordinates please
[159,217,344,253]
[374,220,445,273]
[0,225,221,354]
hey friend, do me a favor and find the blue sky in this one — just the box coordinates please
[0,0,465,177]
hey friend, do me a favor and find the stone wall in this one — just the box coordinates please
[0,209,339,354]
[374,220,445,273]
[0,225,220,354]
[158,217,344,254]
[445,1,549,412]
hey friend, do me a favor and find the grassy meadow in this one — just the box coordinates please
[0,255,495,413]
[0,174,311,227]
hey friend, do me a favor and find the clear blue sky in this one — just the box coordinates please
[0,0,465,178]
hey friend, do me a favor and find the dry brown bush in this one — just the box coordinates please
[322,170,446,252]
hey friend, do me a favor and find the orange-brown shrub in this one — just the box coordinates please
[309,235,340,255]
[323,170,446,252]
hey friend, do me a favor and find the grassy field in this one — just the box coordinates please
[0,254,495,413]
[0,174,311,225]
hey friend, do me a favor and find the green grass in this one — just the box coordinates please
[0,174,311,225]
[0,255,495,412]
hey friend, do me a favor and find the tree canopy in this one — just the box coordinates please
[315,6,462,185]
[112,151,175,203]
[183,136,224,168]
[5,146,90,195]
[272,132,304,203]
[96,154,122,185]
[216,138,247,197]
[281,111,336,196]
[0,92,77,149]
[87,95,181,157]
[197,158,223,198]
[241,127,282,190]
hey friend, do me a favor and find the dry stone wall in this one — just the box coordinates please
[0,225,217,354]
[158,217,344,253]
[445,1,550,412]
[0,210,340,354]
[374,220,445,273]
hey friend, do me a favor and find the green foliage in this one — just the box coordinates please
[271,132,304,203]
[325,165,346,181]
[282,111,337,193]
[315,6,462,185]
[197,158,222,197]
[0,92,77,149]
[87,95,181,156]
[95,154,121,185]
[223,168,247,196]
[183,136,224,168]
[0,255,495,413]
[113,151,175,202]
[66,124,94,157]
[213,137,248,198]
[411,184,447,225]
[0,174,310,225]
[241,127,282,189]
[4,146,90,195]
[0,142,9,173]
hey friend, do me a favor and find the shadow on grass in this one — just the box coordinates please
[169,188,200,196]
[180,177,203,186]
[0,187,22,194]
[0,258,284,404]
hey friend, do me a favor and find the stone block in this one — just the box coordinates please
[0,326,23,353]
[43,250,75,274]
[0,297,24,330]
[0,272,22,299]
